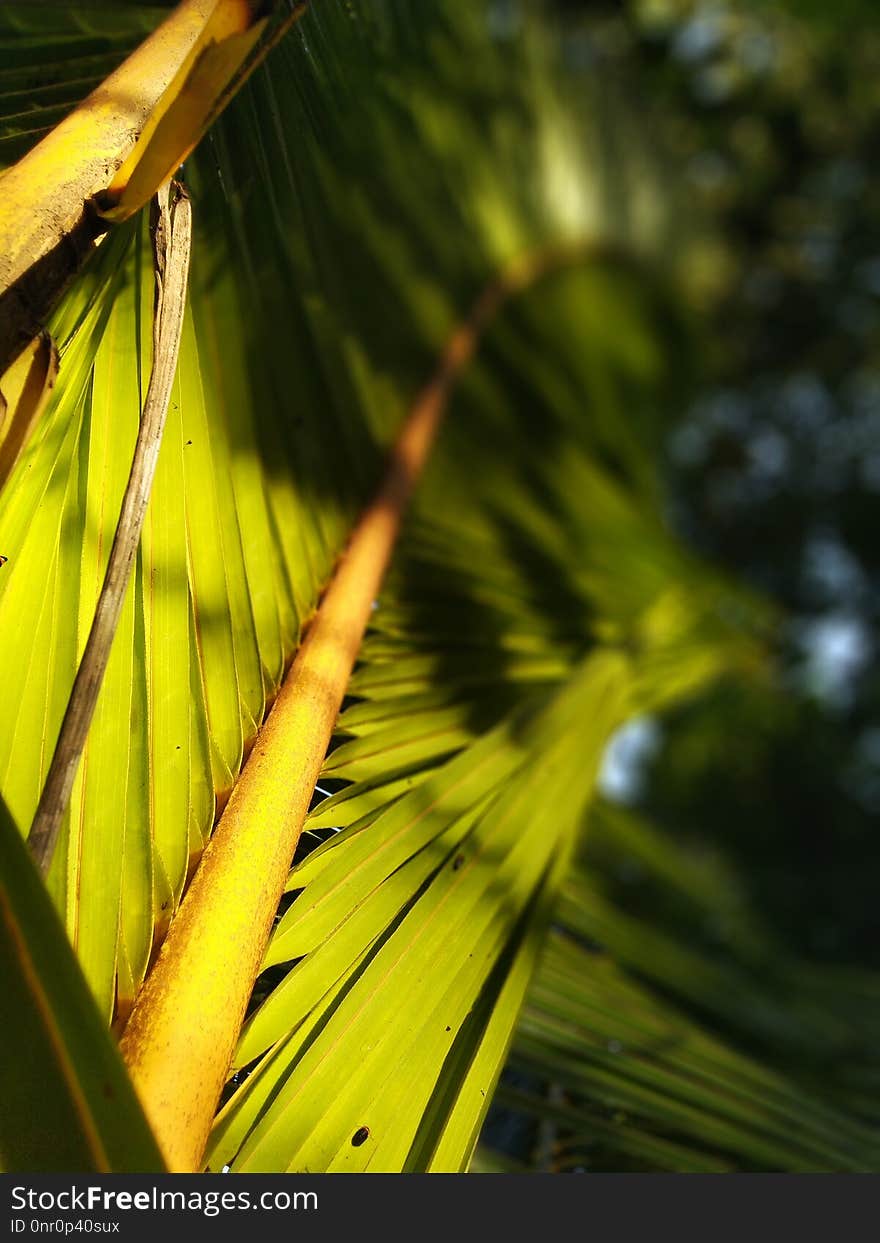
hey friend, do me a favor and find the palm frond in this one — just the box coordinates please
[202,237,767,1168]
[0,0,670,1024]
[481,800,880,1172]
[0,0,860,1176]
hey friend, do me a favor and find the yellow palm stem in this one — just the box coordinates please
[0,0,308,377]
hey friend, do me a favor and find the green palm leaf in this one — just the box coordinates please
[484,801,880,1172]
[0,0,873,1174]
[0,790,163,1171]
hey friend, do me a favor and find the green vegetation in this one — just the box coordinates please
[0,0,876,1173]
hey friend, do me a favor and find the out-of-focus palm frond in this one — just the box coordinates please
[479,801,880,1172]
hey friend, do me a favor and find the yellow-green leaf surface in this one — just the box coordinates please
[0,792,164,1172]
[208,655,630,1172]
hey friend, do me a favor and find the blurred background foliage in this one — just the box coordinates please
[601,0,880,959]
[475,0,880,1170]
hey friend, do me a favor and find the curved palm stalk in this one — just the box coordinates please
[119,242,590,1173]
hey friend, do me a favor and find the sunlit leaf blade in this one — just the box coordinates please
[0,791,164,1172]
[415,847,571,1173]
[63,245,145,1016]
[208,653,631,1173]
[0,229,136,998]
[140,321,200,945]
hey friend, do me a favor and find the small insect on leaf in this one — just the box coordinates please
[351,1126,370,1147]
[0,556,8,567]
